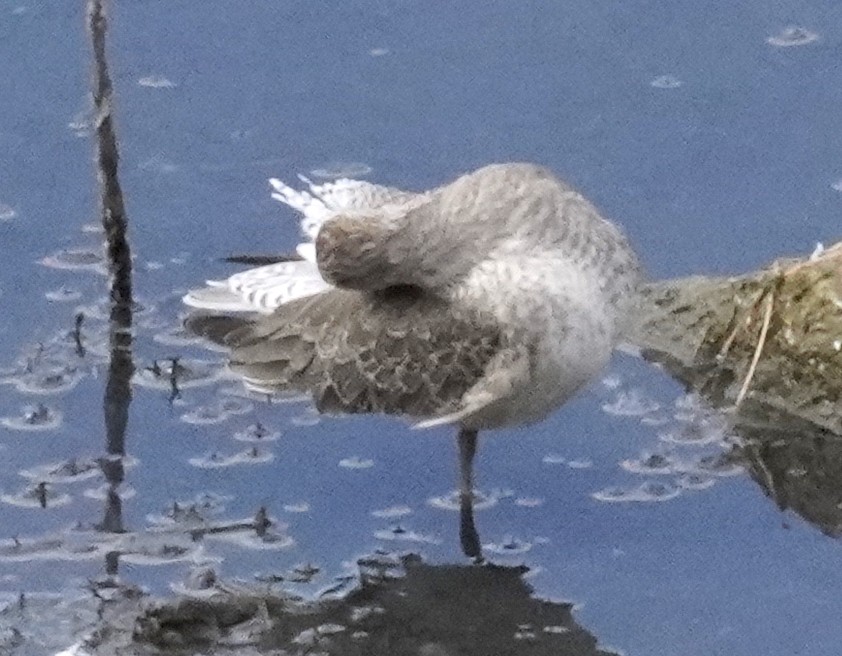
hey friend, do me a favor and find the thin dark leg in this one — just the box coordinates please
[457,428,483,562]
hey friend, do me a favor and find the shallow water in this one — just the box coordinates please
[2,2,842,655]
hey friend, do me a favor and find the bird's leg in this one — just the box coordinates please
[457,428,483,562]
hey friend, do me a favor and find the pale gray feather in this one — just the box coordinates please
[187,162,644,430]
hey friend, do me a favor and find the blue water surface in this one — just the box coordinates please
[2,2,842,655]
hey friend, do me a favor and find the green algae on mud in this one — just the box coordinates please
[630,242,842,437]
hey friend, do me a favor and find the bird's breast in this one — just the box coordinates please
[450,254,620,427]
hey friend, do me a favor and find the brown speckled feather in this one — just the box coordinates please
[222,286,502,418]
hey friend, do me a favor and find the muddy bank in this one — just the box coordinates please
[630,242,842,437]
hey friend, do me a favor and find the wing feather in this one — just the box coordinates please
[182,260,330,314]
[223,288,502,419]
[269,176,427,240]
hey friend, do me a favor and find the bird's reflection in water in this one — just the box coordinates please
[95,553,619,655]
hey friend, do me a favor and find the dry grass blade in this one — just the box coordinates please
[735,289,775,408]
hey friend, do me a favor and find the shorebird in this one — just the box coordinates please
[184,162,643,559]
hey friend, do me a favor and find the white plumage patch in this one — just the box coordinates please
[269,175,420,240]
[183,260,330,314]
[184,173,421,314]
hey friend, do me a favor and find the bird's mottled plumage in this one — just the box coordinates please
[185,163,643,431]
[218,287,501,419]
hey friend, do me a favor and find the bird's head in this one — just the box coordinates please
[315,214,403,291]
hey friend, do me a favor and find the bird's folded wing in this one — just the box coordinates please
[216,288,504,420]
[414,345,532,428]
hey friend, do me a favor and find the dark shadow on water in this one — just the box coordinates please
[736,410,842,537]
[643,339,842,539]
[80,554,618,656]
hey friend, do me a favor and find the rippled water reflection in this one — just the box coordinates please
[3,1,842,655]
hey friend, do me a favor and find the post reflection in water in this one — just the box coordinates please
[90,0,132,577]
